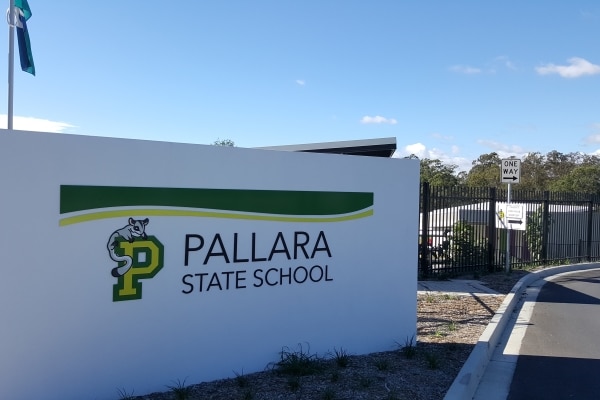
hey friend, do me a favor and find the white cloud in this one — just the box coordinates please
[494,56,516,70]
[393,142,471,172]
[585,133,600,144]
[360,115,397,125]
[403,142,427,158]
[451,57,517,75]
[295,79,305,86]
[0,115,75,133]
[535,57,600,78]
[449,65,482,74]
[477,139,527,159]
[432,132,454,141]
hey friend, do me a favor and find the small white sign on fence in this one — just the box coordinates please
[496,203,527,231]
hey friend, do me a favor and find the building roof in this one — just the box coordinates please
[256,137,397,158]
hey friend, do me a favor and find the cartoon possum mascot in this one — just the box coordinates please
[107,218,149,277]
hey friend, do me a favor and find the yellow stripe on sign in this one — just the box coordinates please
[59,208,374,226]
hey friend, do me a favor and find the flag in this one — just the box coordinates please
[14,0,35,75]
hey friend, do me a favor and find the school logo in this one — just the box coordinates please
[107,218,164,302]
[59,185,374,301]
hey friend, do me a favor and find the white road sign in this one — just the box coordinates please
[501,159,521,183]
[496,202,526,231]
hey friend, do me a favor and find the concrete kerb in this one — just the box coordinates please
[443,262,600,400]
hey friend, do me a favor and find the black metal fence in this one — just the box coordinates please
[419,183,600,278]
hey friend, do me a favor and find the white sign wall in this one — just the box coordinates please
[0,130,419,399]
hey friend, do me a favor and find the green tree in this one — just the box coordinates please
[420,158,459,186]
[549,165,600,194]
[450,221,486,267]
[465,152,502,187]
[520,152,548,192]
[544,150,577,180]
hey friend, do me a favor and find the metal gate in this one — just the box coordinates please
[419,183,600,278]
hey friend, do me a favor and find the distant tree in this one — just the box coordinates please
[520,152,548,192]
[456,171,468,185]
[544,150,577,180]
[549,165,600,194]
[581,154,600,166]
[420,158,459,186]
[465,152,502,187]
[213,138,235,147]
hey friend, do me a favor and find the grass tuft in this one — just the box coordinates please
[332,347,351,368]
[116,387,135,400]
[399,336,417,359]
[274,343,324,376]
[233,370,250,388]
[165,378,192,400]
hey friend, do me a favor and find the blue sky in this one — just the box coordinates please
[1,1,599,172]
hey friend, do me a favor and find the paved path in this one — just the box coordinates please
[418,279,500,295]
[506,268,600,399]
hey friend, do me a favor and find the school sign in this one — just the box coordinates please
[0,130,419,399]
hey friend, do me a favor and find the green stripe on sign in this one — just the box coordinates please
[60,186,374,216]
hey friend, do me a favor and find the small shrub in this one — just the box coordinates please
[448,321,457,331]
[274,343,324,376]
[165,378,192,400]
[332,347,350,368]
[116,388,135,400]
[243,389,254,400]
[399,336,417,359]
[424,294,436,303]
[233,370,250,388]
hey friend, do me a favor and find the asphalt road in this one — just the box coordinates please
[507,268,600,400]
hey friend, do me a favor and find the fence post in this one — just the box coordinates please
[541,191,550,264]
[587,195,593,262]
[419,182,431,278]
[487,187,497,272]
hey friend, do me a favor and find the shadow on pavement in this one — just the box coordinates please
[508,355,600,400]
[534,278,600,305]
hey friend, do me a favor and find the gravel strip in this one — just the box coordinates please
[124,271,527,400]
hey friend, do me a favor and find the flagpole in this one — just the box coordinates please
[7,0,15,129]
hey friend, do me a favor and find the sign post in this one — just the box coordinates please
[501,159,521,272]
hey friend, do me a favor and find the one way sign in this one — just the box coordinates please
[501,159,521,184]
